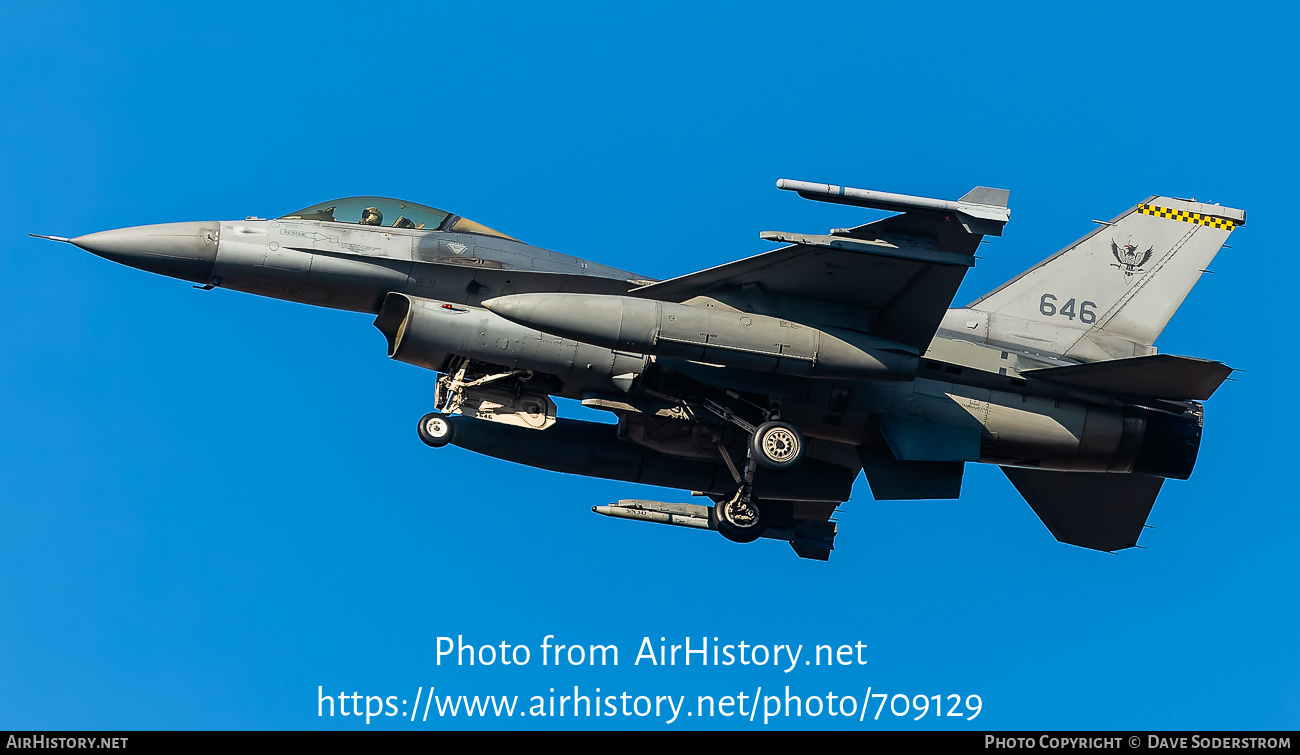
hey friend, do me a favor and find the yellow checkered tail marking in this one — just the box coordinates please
[1137,203,1235,230]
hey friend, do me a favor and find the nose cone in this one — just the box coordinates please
[71,221,220,284]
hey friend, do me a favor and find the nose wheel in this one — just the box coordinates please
[417,412,455,447]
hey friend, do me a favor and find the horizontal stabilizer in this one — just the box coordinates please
[1003,468,1164,552]
[858,448,964,500]
[1022,354,1233,400]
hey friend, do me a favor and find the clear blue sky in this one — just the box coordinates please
[1,1,1296,730]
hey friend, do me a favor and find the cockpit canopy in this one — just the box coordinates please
[279,196,518,241]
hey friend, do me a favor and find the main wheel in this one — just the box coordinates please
[750,421,804,470]
[417,412,455,448]
[710,495,765,544]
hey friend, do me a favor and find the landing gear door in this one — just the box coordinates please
[445,383,558,431]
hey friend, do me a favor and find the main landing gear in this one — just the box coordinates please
[751,420,803,471]
[711,490,765,543]
[703,397,806,544]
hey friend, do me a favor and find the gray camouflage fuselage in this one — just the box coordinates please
[43,182,1242,559]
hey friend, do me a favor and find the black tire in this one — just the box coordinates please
[417,412,455,448]
[750,421,804,470]
[710,497,765,544]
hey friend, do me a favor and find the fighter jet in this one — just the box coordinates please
[32,181,1244,560]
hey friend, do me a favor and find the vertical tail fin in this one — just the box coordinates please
[967,196,1245,361]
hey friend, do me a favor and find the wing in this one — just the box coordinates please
[445,412,858,561]
[628,181,1009,351]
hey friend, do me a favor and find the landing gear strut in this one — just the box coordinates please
[703,398,805,544]
[702,397,805,471]
[416,358,559,448]
[710,490,764,543]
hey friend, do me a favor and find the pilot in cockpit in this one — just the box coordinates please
[360,207,384,226]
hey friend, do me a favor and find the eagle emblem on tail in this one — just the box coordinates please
[1111,239,1153,277]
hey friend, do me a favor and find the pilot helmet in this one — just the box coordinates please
[361,207,383,225]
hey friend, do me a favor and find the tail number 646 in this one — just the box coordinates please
[1039,294,1097,324]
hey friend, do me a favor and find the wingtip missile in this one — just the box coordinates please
[595,499,839,560]
[593,500,713,530]
[775,178,1010,236]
